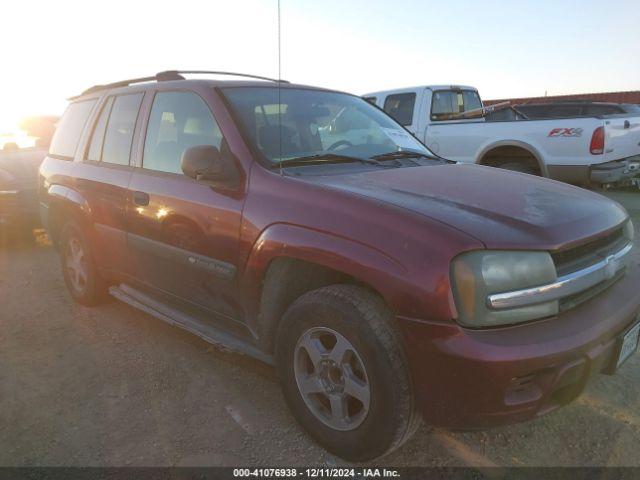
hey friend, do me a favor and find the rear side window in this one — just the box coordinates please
[431,90,482,121]
[86,97,114,161]
[101,93,143,165]
[383,93,416,126]
[143,91,223,174]
[49,100,97,158]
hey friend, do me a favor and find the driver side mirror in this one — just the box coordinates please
[181,145,239,187]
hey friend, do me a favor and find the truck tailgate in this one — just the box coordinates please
[604,115,640,162]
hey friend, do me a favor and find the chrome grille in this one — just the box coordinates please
[559,269,624,312]
[488,236,632,312]
[552,227,626,276]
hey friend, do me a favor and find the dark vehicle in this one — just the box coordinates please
[39,71,640,461]
[515,101,640,119]
[0,145,47,236]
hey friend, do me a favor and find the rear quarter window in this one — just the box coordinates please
[49,100,97,158]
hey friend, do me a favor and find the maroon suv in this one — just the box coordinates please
[39,71,639,461]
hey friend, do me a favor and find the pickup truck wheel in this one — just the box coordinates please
[59,220,107,306]
[276,284,421,461]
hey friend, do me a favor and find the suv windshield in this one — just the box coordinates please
[221,87,433,164]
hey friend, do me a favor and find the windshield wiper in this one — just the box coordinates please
[371,150,439,161]
[271,153,389,169]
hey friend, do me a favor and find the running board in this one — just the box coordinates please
[109,284,274,365]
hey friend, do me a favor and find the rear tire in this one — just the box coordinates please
[276,284,421,461]
[59,219,107,306]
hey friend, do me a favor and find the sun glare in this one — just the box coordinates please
[0,129,36,150]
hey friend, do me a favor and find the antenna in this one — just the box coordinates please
[278,0,282,84]
[278,0,283,176]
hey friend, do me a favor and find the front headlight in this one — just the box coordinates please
[451,250,558,328]
[623,219,635,242]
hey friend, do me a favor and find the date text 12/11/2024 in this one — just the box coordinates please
[233,468,401,478]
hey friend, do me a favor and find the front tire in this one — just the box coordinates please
[59,219,107,306]
[276,284,421,461]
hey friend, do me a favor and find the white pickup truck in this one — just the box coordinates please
[363,85,640,185]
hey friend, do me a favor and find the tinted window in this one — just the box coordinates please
[430,90,482,121]
[143,92,223,174]
[383,93,416,126]
[102,93,143,165]
[363,96,377,105]
[49,100,97,158]
[86,97,114,161]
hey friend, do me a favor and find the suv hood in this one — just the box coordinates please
[308,164,628,250]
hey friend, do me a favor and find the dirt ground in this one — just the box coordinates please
[1,190,639,468]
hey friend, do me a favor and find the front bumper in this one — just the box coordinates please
[547,158,640,185]
[398,260,640,430]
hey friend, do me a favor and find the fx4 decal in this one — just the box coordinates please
[548,127,583,137]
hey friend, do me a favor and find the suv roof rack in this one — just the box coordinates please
[162,70,289,83]
[76,70,289,97]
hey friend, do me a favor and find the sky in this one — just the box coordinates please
[0,0,639,133]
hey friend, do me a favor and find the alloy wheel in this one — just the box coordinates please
[65,236,88,294]
[294,327,371,431]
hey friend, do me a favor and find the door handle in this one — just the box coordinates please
[624,120,630,129]
[133,191,150,206]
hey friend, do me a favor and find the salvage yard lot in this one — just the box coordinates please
[1,190,639,467]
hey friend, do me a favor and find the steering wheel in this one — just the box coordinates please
[327,140,353,151]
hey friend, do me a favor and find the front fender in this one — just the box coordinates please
[240,223,437,323]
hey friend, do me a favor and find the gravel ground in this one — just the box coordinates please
[1,191,639,467]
